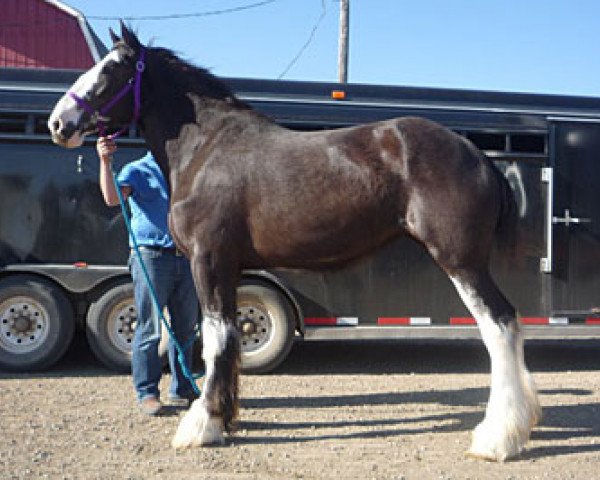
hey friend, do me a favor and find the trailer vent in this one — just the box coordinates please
[466,132,506,151]
[0,113,28,134]
[34,116,48,135]
[510,133,545,154]
[464,130,547,155]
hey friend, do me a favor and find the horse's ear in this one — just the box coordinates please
[109,27,120,46]
[120,20,141,52]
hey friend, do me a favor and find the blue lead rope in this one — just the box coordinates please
[110,165,202,396]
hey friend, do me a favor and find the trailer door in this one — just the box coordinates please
[549,120,600,315]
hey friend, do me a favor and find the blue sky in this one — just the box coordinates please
[65,0,600,97]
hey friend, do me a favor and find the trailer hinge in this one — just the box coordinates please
[540,167,553,273]
[541,167,552,183]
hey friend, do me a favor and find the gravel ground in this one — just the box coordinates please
[1,338,600,479]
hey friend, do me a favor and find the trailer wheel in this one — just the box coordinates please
[0,275,74,371]
[237,281,296,374]
[86,282,136,372]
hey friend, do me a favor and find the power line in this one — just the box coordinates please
[87,0,277,21]
[277,0,326,79]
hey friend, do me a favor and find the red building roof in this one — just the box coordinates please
[0,0,106,69]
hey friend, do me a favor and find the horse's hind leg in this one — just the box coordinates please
[172,247,240,448]
[450,268,540,461]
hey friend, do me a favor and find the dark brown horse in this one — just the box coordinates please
[48,24,540,461]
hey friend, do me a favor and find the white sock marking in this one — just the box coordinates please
[450,275,539,461]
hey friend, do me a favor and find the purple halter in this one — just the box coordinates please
[68,47,146,140]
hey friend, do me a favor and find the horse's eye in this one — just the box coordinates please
[94,80,109,97]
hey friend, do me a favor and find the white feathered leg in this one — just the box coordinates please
[171,399,224,448]
[172,313,230,449]
[451,276,540,462]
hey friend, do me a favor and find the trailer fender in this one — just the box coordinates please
[241,270,304,335]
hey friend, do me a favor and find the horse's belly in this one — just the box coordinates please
[248,215,399,268]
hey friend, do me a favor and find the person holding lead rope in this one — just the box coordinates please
[96,136,200,416]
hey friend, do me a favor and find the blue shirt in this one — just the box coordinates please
[117,152,174,249]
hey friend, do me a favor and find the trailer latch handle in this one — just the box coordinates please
[552,209,591,227]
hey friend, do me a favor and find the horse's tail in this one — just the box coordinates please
[493,163,519,257]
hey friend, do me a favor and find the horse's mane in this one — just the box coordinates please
[149,46,249,108]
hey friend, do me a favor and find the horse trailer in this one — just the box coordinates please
[0,68,598,373]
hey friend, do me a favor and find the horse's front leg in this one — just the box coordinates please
[172,248,240,448]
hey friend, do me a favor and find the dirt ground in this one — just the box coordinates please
[1,338,600,480]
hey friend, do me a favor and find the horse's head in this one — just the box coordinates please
[48,22,145,148]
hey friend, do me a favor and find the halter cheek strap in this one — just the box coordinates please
[68,47,146,140]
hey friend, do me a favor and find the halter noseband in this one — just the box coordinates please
[68,47,146,140]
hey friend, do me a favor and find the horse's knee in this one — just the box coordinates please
[202,313,231,363]
[202,314,240,374]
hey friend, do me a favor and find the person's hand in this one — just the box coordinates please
[96,136,117,164]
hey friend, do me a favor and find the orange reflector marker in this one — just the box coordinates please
[331,90,346,100]
[73,262,88,268]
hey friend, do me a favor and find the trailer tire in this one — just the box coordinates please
[0,275,74,372]
[237,281,296,374]
[86,282,136,373]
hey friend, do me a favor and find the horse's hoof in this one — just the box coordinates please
[467,419,527,462]
[464,450,501,463]
[171,400,225,449]
[198,415,226,446]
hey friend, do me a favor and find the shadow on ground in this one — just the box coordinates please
[2,335,600,380]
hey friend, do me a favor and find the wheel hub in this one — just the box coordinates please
[108,302,137,354]
[0,298,49,352]
[241,319,257,335]
[14,314,34,334]
[237,304,272,353]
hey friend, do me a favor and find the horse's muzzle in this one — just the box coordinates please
[48,118,83,148]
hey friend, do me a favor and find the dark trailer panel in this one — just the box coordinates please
[549,120,600,313]
[0,68,599,373]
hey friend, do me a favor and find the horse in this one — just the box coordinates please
[48,23,540,462]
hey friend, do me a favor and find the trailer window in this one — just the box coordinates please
[510,133,545,154]
[0,113,28,134]
[34,116,50,135]
[466,132,506,152]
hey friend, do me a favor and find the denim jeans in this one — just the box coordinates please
[129,248,199,401]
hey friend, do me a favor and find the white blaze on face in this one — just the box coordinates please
[48,50,122,148]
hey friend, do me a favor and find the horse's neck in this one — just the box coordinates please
[141,91,247,192]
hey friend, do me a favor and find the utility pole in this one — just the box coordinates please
[338,0,349,83]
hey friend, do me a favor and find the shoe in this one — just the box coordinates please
[167,391,199,407]
[139,396,163,416]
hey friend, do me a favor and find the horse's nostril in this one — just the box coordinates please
[52,120,61,133]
